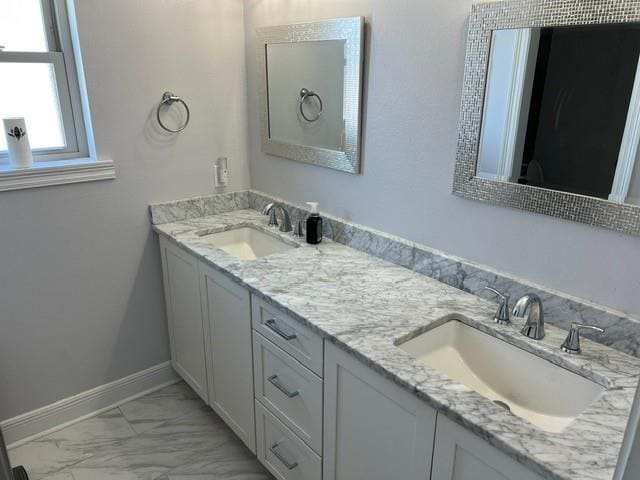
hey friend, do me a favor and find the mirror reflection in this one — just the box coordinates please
[266,40,346,151]
[477,25,640,205]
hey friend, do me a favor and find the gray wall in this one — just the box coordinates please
[0,0,249,420]
[244,0,640,317]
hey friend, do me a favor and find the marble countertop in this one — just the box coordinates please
[153,209,640,480]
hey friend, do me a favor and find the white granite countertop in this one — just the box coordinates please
[153,209,640,480]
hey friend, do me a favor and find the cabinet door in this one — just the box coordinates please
[200,262,256,453]
[324,342,436,480]
[432,415,544,480]
[159,236,208,402]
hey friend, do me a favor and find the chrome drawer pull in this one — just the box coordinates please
[269,442,298,470]
[265,318,297,341]
[268,375,300,398]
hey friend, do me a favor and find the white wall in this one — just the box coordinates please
[243,0,640,317]
[0,0,249,420]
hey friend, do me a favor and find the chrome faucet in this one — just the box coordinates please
[512,294,545,340]
[264,203,292,233]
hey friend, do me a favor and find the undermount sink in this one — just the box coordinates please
[198,226,298,260]
[398,320,606,433]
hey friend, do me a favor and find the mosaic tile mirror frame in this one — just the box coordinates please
[453,0,640,236]
[256,17,365,174]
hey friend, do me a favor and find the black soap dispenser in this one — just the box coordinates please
[306,202,323,245]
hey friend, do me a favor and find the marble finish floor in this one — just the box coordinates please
[8,382,273,480]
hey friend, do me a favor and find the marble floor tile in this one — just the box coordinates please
[118,382,205,434]
[159,473,272,480]
[9,409,136,479]
[70,466,167,480]
[8,440,89,480]
[10,382,271,480]
[38,474,76,480]
[67,431,266,480]
[67,410,261,480]
[162,456,273,479]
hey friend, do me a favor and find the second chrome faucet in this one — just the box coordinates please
[484,287,545,340]
[262,202,292,233]
[485,286,606,353]
[512,294,545,340]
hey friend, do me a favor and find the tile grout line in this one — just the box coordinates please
[116,405,139,437]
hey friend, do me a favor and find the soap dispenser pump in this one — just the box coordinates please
[306,202,323,245]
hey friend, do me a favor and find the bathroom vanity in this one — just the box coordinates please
[151,193,640,480]
[149,1,640,478]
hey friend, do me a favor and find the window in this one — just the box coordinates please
[0,0,88,162]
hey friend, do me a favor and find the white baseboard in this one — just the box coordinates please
[1,361,180,448]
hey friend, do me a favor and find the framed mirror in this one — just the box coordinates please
[256,17,364,174]
[453,0,640,236]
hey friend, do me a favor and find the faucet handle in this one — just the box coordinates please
[484,287,511,325]
[561,322,604,355]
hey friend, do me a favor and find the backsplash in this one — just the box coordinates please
[150,190,640,357]
[149,191,249,225]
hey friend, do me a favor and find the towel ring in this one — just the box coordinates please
[156,92,190,133]
[298,88,323,122]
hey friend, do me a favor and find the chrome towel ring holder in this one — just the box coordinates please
[298,88,323,122]
[156,91,190,133]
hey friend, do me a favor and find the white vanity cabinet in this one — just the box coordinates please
[159,235,548,480]
[431,415,544,480]
[159,237,255,453]
[199,262,256,453]
[323,342,437,480]
[159,237,209,402]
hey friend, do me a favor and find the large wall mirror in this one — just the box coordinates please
[454,0,640,236]
[256,17,364,174]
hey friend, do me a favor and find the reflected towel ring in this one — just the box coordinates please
[298,88,323,122]
[156,91,190,133]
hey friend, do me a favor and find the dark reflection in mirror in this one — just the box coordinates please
[477,24,640,205]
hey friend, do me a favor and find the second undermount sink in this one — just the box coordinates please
[198,226,298,261]
[398,320,606,433]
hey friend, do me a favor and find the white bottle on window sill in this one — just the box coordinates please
[3,118,34,169]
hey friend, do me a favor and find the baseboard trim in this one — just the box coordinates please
[1,361,180,448]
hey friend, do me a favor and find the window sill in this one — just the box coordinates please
[0,158,115,192]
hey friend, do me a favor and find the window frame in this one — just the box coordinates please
[0,0,88,162]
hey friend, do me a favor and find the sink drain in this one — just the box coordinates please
[493,400,511,412]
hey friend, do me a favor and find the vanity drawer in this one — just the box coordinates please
[253,332,323,454]
[252,295,323,377]
[255,400,322,480]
